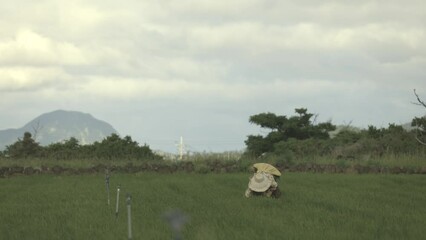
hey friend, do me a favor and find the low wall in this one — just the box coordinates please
[1,162,425,178]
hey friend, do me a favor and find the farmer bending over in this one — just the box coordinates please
[244,163,281,198]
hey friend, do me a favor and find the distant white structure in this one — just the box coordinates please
[177,136,186,160]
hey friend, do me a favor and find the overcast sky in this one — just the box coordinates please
[1,0,425,153]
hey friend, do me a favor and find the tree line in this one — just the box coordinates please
[244,107,426,163]
[1,90,425,162]
[1,109,424,162]
[1,133,161,161]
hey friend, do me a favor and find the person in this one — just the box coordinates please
[245,163,281,198]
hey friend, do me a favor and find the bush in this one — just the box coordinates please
[194,164,210,174]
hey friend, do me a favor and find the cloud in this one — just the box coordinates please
[187,22,425,61]
[0,66,69,91]
[0,29,92,66]
[62,76,378,104]
[0,0,425,151]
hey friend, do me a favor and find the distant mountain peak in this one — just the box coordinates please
[0,110,118,150]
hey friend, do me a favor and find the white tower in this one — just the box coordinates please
[177,136,185,160]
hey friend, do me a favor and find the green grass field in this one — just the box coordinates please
[1,173,425,240]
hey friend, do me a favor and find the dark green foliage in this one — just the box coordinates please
[4,132,42,158]
[3,133,161,161]
[412,116,426,130]
[245,108,426,161]
[366,125,384,139]
[411,116,426,144]
[44,137,81,159]
[244,135,274,157]
[88,134,157,160]
[245,108,336,157]
[334,130,362,144]
[411,89,426,145]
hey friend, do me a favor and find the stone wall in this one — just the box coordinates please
[1,162,425,178]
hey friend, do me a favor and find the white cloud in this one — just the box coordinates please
[66,76,378,103]
[0,67,68,91]
[0,0,425,151]
[0,29,92,66]
[58,2,105,27]
[79,77,194,99]
[187,22,425,59]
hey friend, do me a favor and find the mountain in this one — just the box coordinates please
[0,110,118,150]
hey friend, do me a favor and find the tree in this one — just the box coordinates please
[31,120,43,142]
[5,132,41,158]
[412,89,426,145]
[92,133,158,160]
[245,108,336,157]
[44,137,81,159]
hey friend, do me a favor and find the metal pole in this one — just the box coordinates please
[127,193,132,240]
[105,170,110,205]
[115,185,120,219]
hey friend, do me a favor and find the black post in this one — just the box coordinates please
[105,170,110,205]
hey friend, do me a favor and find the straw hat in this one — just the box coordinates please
[253,163,281,176]
[248,172,272,192]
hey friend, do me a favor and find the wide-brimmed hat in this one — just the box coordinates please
[253,163,281,176]
[248,172,272,192]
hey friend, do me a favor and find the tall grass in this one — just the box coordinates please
[257,153,426,169]
[305,153,426,168]
[0,157,160,168]
[1,152,424,170]
[1,173,425,239]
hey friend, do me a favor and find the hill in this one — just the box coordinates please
[0,110,118,150]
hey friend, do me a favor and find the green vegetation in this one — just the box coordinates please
[0,173,425,240]
[245,108,336,157]
[1,95,425,239]
[412,89,426,145]
[2,133,160,161]
[244,108,426,167]
[1,106,425,171]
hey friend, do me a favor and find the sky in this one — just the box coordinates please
[1,0,425,153]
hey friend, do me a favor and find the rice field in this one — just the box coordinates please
[0,172,425,240]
